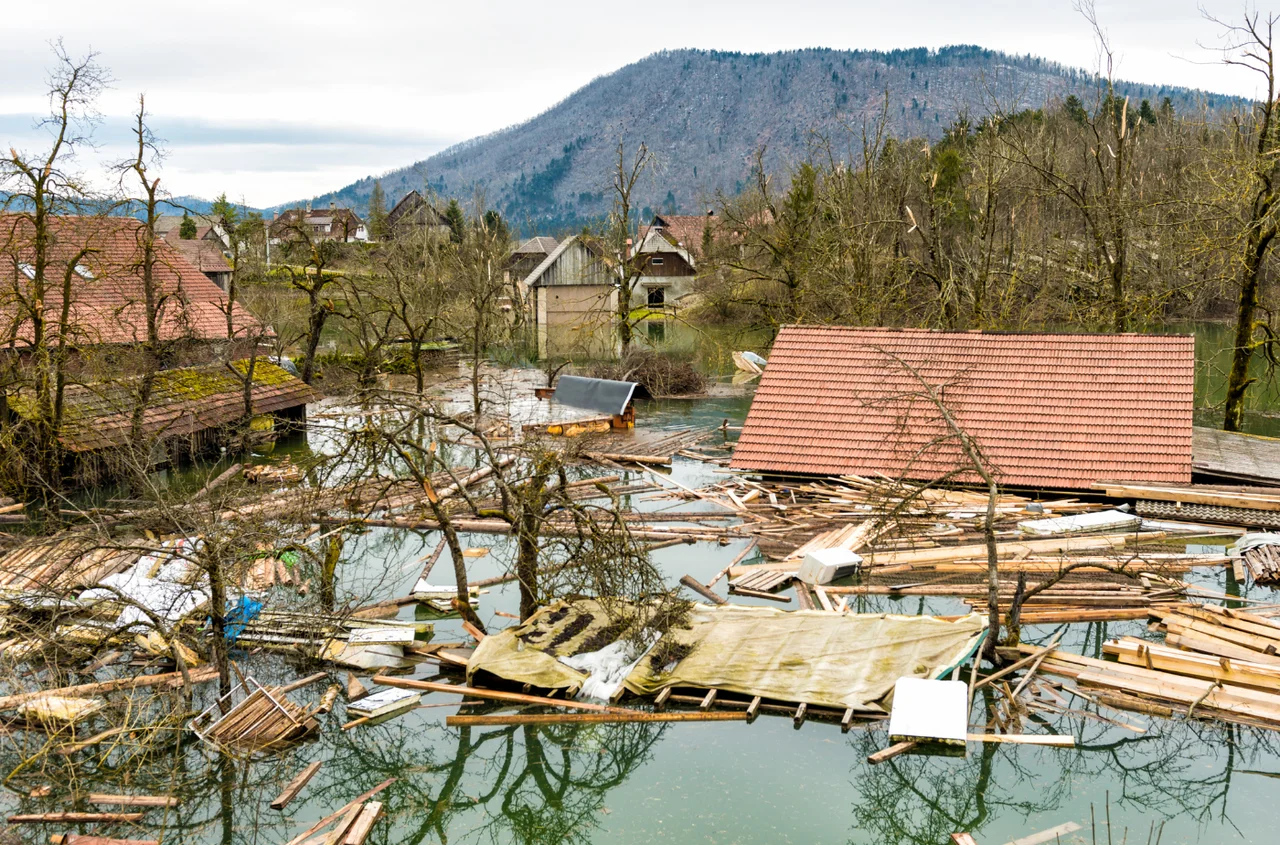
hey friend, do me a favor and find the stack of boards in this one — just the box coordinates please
[347,688,420,719]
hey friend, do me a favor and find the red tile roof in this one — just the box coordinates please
[730,326,1194,490]
[651,214,718,257]
[169,238,231,275]
[0,214,258,346]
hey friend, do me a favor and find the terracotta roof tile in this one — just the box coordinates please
[0,214,258,346]
[729,326,1194,490]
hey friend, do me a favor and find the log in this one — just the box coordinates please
[708,540,759,587]
[278,672,328,695]
[271,762,323,810]
[679,574,726,605]
[728,586,791,603]
[0,666,219,711]
[445,711,746,726]
[9,813,145,824]
[86,795,177,808]
[371,675,624,713]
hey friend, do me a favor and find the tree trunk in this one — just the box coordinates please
[320,535,342,611]
[1225,227,1272,431]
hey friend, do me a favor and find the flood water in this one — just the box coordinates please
[6,322,1280,844]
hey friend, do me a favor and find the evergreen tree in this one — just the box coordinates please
[445,198,465,243]
[179,211,197,239]
[1139,98,1157,126]
[482,209,509,246]
[1063,94,1087,124]
[367,180,388,240]
[210,192,239,232]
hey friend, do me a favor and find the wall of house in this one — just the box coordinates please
[535,284,618,360]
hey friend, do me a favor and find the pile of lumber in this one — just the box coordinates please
[962,579,1183,624]
[1010,641,1280,730]
[1150,603,1280,665]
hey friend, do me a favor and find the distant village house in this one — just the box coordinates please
[270,204,367,243]
[523,235,619,360]
[385,190,451,241]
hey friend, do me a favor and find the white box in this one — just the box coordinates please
[888,677,969,746]
[796,548,863,585]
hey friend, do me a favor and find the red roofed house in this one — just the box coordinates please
[0,214,313,483]
[0,214,258,360]
[731,326,1194,491]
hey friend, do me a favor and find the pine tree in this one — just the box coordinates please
[1063,95,1087,124]
[367,180,388,240]
[179,211,197,239]
[445,198,465,243]
[1139,98,1157,127]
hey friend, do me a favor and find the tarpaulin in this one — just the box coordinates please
[468,599,987,712]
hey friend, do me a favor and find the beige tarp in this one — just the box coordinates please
[468,600,987,712]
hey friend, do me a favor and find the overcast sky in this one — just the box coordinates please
[0,0,1267,208]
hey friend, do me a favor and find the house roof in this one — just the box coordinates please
[169,238,231,275]
[730,326,1194,490]
[514,236,560,256]
[522,235,611,288]
[651,213,718,257]
[633,228,694,267]
[387,191,449,227]
[0,214,260,347]
[154,214,218,235]
[9,360,316,452]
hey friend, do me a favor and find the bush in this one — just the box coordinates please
[590,350,706,396]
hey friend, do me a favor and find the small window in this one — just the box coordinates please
[17,263,35,279]
[75,264,94,279]
[647,286,666,308]
[650,257,664,266]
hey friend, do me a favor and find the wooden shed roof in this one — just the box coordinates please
[10,360,316,453]
[730,326,1194,490]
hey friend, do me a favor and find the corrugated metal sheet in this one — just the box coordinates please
[730,326,1194,490]
[553,375,639,416]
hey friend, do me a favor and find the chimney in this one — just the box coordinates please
[625,237,633,259]
[707,209,714,217]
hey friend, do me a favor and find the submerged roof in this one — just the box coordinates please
[552,375,644,416]
[10,360,316,452]
[730,326,1194,490]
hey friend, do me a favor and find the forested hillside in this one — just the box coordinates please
[302,46,1238,233]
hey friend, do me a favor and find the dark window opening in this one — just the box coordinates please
[647,287,665,307]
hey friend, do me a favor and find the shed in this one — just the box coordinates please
[524,236,619,360]
[7,360,316,483]
[730,326,1194,491]
[550,375,650,428]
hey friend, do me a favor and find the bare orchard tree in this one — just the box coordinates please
[603,141,656,356]
[0,43,109,500]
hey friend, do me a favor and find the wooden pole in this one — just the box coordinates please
[679,574,726,605]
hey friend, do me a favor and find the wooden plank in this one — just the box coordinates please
[1106,639,1280,692]
[9,813,145,824]
[371,676,625,713]
[966,734,1075,746]
[340,802,383,845]
[271,762,323,810]
[0,666,219,711]
[867,741,917,764]
[86,795,178,808]
[281,779,396,845]
[446,711,747,726]
[1002,820,1084,845]
[50,837,159,845]
[746,696,762,720]
[951,835,980,845]
[1095,481,1280,511]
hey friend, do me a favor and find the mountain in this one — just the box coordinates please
[301,46,1241,235]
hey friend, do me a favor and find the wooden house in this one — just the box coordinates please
[524,236,619,360]
[385,191,451,241]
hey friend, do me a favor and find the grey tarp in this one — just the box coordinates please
[467,599,987,712]
[552,376,641,416]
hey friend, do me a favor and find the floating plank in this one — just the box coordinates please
[51,837,159,845]
[966,734,1075,747]
[9,813,145,824]
[867,741,917,764]
[271,762,323,810]
[341,802,383,845]
[371,676,623,713]
[1001,820,1084,845]
[86,795,178,808]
